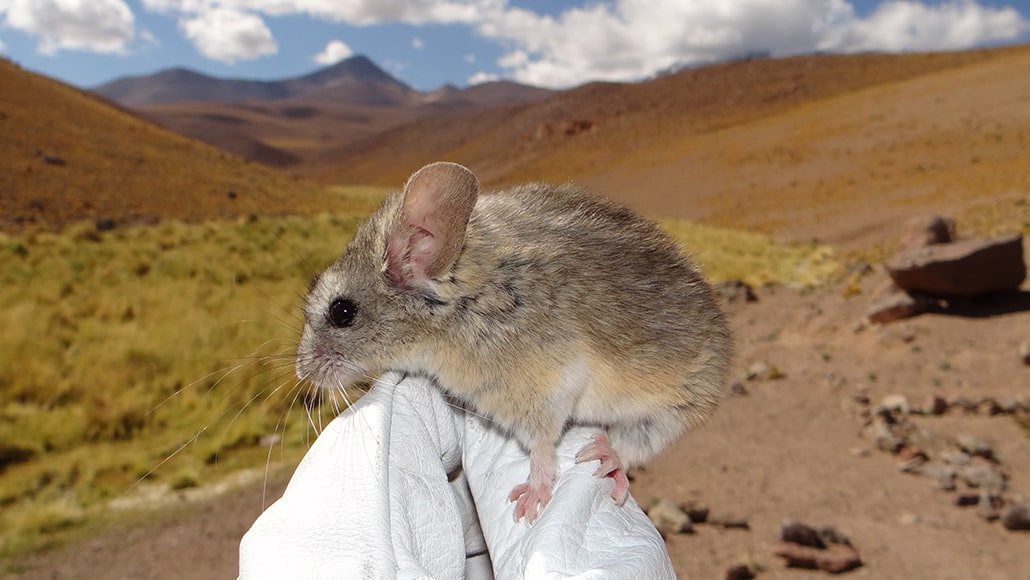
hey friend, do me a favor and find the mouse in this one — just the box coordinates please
[296,161,733,523]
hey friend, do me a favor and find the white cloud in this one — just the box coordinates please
[468,70,499,85]
[314,39,353,64]
[179,6,277,63]
[412,36,424,49]
[0,0,135,55]
[464,53,476,63]
[131,0,1030,86]
[827,0,1028,52]
[471,0,1030,88]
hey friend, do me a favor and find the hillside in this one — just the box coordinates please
[302,44,1030,251]
[0,59,355,232]
[93,56,419,107]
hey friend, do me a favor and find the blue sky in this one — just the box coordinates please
[1,0,1029,92]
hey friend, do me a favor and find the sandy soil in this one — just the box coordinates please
[5,260,1027,579]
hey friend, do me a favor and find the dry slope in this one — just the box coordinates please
[0,59,349,232]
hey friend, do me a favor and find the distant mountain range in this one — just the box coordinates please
[92,55,552,109]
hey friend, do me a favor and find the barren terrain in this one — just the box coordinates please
[5,264,1028,579]
[2,44,1029,579]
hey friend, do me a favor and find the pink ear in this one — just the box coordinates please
[386,162,478,289]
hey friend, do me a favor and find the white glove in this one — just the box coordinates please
[239,372,675,579]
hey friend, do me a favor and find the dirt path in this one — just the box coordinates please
[5,273,1029,579]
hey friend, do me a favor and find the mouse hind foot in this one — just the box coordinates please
[575,432,630,505]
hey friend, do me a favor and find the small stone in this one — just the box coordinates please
[1001,504,1030,531]
[746,361,783,381]
[977,398,1004,416]
[867,291,934,323]
[999,398,1021,414]
[1020,340,1030,366]
[900,214,957,249]
[863,419,905,454]
[730,382,748,397]
[710,514,749,529]
[716,280,758,304]
[682,500,709,524]
[880,394,911,415]
[939,450,972,467]
[647,499,693,535]
[781,520,826,549]
[724,564,755,580]
[955,434,994,459]
[915,462,957,491]
[773,543,862,573]
[849,446,871,458]
[959,465,1007,493]
[947,396,979,413]
[920,395,949,416]
[955,493,981,507]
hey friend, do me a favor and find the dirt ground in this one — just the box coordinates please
[4,256,1027,579]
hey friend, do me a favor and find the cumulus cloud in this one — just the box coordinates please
[179,6,276,63]
[314,39,353,64]
[468,70,499,85]
[472,0,1030,88]
[0,0,135,54]
[141,0,494,26]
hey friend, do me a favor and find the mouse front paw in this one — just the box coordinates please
[509,480,553,524]
[575,432,630,505]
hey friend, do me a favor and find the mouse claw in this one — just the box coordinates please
[510,481,552,524]
[575,432,630,505]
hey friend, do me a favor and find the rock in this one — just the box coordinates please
[866,291,934,323]
[724,564,755,580]
[95,218,117,231]
[899,446,929,462]
[1001,504,1030,531]
[947,395,979,414]
[717,280,758,303]
[1020,340,1030,366]
[880,394,911,415]
[647,499,693,535]
[914,462,957,491]
[863,419,905,454]
[999,398,1021,414]
[955,434,994,460]
[682,501,709,524]
[977,398,1004,416]
[919,395,949,416]
[885,233,1026,297]
[781,520,826,549]
[977,495,1005,522]
[730,382,748,397]
[959,465,1006,493]
[773,542,862,573]
[955,493,981,507]
[900,214,957,249]
[939,450,972,467]
[746,361,783,381]
[710,514,749,529]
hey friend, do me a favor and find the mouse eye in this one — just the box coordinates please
[327,298,357,328]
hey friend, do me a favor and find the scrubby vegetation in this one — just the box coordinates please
[0,194,837,556]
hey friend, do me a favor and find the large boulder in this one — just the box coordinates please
[886,233,1025,297]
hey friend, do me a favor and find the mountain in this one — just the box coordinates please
[0,57,351,232]
[93,56,420,107]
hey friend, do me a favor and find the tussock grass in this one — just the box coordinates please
[659,219,840,288]
[0,196,830,556]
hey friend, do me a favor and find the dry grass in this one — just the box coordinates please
[0,201,814,556]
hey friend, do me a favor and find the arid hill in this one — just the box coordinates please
[0,59,355,232]
[297,44,1030,251]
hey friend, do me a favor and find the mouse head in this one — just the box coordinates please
[296,162,479,388]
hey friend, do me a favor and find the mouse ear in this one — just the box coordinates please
[386,162,479,290]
